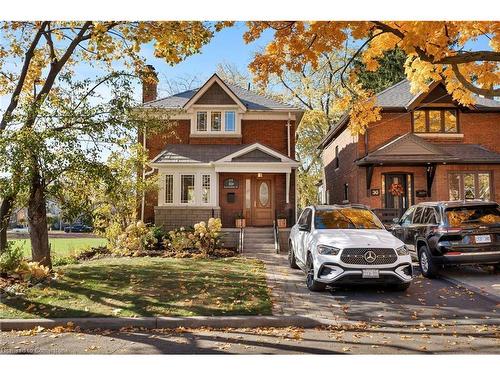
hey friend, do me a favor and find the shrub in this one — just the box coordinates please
[164,218,222,256]
[17,261,51,283]
[151,225,166,246]
[112,221,157,256]
[0,241,24,274]
[76,246,111,261]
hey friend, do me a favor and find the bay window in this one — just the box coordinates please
[165,175,173,204]
[181,174,195,204]
[412,109,458,133]
[448,171,491,201]
[161,171,215,206]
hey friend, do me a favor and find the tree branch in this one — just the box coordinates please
[451,64,500,97]
[0,21,49,131]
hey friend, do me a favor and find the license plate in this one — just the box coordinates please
[362,269,379,278]
[475,235,491,244]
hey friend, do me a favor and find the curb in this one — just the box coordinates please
[1,315,499,331]
[441,275,500,305]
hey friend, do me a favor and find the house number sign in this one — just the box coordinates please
[223,178,239,189]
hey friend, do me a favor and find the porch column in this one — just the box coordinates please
[286,172,290,204]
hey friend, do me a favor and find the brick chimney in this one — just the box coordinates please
[142,64,158,103]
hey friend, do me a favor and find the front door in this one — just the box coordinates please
[251,177,274,226]
[384,173,409,217]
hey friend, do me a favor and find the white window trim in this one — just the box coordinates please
[190,106,242,136]
[158,169,217,207]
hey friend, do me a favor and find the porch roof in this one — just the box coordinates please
[357,133,500,165]
[150,143,299,166]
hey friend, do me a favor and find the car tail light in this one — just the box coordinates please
[432,227,462,235]
[446,251,462,256]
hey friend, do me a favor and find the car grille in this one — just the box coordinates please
[340,248,397,265]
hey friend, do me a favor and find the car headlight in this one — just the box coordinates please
[395,245,409,256]
[317,245,341,255]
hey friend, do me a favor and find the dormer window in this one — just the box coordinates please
[193,109,239,135]
[412,109,458,133]
[196,112,207,131]
[211,111,222,131]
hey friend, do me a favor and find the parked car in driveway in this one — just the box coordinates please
[64,224,93,233]
[390,200,500,278]
[288,205,413,292]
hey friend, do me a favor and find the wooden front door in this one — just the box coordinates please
[251,177,274,226]
[384,173,409,217]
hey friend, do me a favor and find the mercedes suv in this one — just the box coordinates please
[288,205,413,292]
[390,201,500,278]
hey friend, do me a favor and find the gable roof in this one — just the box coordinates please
[319,79,500,150]
[357,133,500,165]
[142,73,303,112]
[150,143,298,166]
[376,79,500,110]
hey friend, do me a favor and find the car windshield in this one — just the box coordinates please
[445,205,500,227]
[314,208,385,230]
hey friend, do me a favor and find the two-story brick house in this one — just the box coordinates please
[140,72,304,229]
[319,80,500,223]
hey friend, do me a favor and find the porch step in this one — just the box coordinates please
[243,227,275,253]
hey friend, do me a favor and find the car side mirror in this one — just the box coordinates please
[298,224,310,232]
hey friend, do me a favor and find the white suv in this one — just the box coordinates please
[289,205,413,292]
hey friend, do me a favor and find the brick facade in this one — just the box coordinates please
[322,108,500,214]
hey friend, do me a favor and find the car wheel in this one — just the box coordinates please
[306,253,326,292]
[288,242,299,269]
[390,282,411,292]
[418,245,439,278]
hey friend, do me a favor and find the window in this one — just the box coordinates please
[422,207,438,224]
[412,207,424,224]
[195,110,237,134]
[343,183,349,201]
[314,208,385,230]
[400,206,415,226]
[211,111,221,131]
[197,112,207,131]
[445,205,500,227]
[165,175,173,204]
[181,175,195,204]
[412,109,458,133]
[448,172,491,201]
[225,111,235,131]
[202,174,211,204]
[298,208,311,226]
[335,145,339,169]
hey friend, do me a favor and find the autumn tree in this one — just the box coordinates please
[0,21,228,266]
[245,21,500,134]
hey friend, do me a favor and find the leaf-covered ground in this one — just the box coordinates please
[0,257,272,318]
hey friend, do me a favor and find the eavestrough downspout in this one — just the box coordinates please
[286,112,291,158]
[141,126,155,222]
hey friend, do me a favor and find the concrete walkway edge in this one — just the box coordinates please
[2,315,499,331]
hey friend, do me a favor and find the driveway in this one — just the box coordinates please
[246,247,500,325]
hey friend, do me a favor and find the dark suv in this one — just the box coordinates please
[390,200,500,278]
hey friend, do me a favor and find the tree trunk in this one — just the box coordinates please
[28,175,51,268]
[0,195,15,253]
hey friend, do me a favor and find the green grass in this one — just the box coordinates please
[11,237,107,259]
[0,257,272,318]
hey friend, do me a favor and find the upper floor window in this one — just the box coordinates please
[225,111,235,131]
[197,112,207,131]
[412,109,458,133]
[194,110,237,134]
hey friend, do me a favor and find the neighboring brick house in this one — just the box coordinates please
[319,80,500,223]
[140,72,304,229]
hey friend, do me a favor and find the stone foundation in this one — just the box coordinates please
[154,206,221,230]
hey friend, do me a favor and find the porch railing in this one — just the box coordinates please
[273,220,280,254]
[237,227,245,253]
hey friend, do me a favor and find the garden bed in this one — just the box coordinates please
[0,257,272,319]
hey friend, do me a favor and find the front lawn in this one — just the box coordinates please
[11,237,107,259]
[0,257,272,318]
